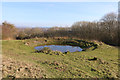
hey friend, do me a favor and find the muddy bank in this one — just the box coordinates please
[2,56,47,78]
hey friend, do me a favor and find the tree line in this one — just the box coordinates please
[1,12,119,46]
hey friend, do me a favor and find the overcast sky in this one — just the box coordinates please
[2,2,118,27]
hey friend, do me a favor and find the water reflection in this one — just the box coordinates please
[35,45,82,52]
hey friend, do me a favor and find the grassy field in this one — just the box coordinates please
[2,38,119,78]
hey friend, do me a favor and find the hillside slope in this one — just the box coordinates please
[2,39,119,78]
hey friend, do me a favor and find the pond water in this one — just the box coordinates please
[34,45,83,52]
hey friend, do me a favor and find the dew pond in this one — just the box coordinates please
[35,45,83,53]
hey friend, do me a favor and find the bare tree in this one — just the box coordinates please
[2,21,17,40]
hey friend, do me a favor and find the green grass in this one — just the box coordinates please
[2,38,119,78]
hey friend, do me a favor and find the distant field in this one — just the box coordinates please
[2,38,119,78]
